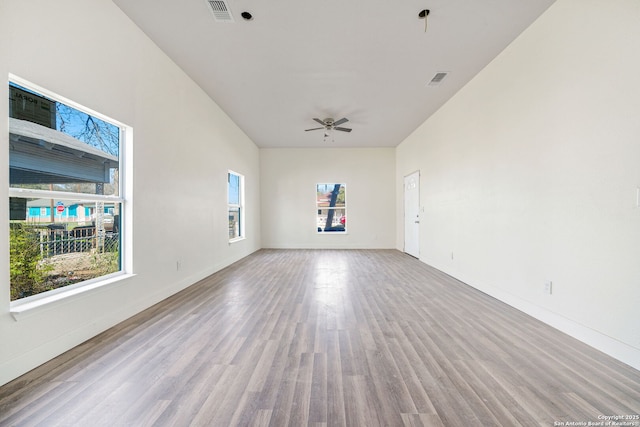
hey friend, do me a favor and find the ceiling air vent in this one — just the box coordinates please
[428,72,448,86]
[206,0,235,22]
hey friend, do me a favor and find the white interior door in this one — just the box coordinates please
[404,171,420,258]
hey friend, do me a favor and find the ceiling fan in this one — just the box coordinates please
[305,117,352,133]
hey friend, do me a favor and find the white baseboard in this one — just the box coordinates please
[487,284,640,370]
[0,249,259,387]
[431,263,640,371]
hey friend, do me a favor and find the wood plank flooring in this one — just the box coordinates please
[1,249,639,426]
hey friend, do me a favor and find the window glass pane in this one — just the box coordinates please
[228,173,240,205]
[228,171,244,241]
[316,183,345,208]
[9,196,121,301]
[8,79,125,301]
[229,207,240,239]
[9,83,119,196]
[316,208,346,232]
[316,183,346,233]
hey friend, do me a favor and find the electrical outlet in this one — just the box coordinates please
[176,261,181,271]
[544,281,553,295]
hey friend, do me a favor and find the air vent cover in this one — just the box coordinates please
[428,72,448,86]
[206,0,235,22]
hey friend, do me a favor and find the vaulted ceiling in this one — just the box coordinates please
[113,0,556,148]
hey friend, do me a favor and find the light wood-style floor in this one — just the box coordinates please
[1,249,639,426]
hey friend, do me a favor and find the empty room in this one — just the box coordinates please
[1,0,639,425]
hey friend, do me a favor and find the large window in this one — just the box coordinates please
[228,171,244,241]
[317,183,346,233]
[8,78,126,301]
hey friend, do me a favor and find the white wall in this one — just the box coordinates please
[0,0,260,386]
[396,0,640,369]
[261,148,395,249]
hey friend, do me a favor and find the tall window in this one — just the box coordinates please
[8,78,126,301]
[228,171,244,241]
[316,183,346,233]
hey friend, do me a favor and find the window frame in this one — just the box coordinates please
[8,75,131,309]
[316,183,347,234]
[227,170,245,242]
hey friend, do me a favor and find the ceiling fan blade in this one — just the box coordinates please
[335,127,352,132]
[305,127,324,131]
[333,118,349,126]
[312,118,325,126]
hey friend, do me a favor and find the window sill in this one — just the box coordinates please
[229,236,245,244]
[10,273,136,321]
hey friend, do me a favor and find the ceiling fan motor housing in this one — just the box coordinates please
[305,117,351,133]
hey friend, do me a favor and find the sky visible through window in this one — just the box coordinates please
[9,82,119,157]
[229,173,240,205]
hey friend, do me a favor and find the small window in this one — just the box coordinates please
[228,171,244,241]
[8,78,126,301]
[316,183,346,233]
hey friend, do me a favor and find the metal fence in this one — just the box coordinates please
[39,226,119,257]
[37,227,120,279]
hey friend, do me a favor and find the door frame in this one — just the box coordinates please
[403,170,420,258]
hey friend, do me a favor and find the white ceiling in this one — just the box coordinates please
[113,0,556,148]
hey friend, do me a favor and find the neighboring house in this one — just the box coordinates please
[24,199,115,226]
[9,118,118,186]
[9,111,117,230]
